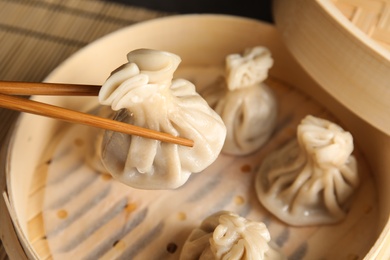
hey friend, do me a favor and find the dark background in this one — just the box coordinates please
[107,0,274,23]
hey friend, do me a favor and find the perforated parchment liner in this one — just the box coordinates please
[25,68,378,260]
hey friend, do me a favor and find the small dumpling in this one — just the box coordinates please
[202,46,277,155]
[92,49,226,189]
[255,115,359,226]
[180,211,285,260]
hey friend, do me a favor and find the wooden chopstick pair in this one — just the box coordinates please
[0,81,194,147]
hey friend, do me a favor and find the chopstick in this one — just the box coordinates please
[0,81,101,96]
[0,93,194,147]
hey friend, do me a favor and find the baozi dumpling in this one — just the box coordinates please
[180,211,285,260]
[202,46,277,155]
[255,115,359,226]
[94,49,226,189]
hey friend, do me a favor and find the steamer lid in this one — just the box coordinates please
[273,0,390,136]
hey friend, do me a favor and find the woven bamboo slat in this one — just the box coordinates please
[332,0,390,50]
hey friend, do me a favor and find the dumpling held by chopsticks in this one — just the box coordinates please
[94,49,226,189]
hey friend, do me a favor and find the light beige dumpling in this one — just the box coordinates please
[180,211,285,260]
[255,115,359,226]
[92,49,226,190]
[202,46,277,156]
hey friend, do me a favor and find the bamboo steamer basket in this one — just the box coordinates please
[0,8,389,260]
[273,0,390,136]
[273,0,390,258]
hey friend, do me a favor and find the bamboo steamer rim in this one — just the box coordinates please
[273,0,390,137]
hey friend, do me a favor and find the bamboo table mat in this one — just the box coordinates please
[0,0,171,258]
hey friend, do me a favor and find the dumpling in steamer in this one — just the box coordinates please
[180,211,285,260]
[94,49,226,190]
[202,46,277,155]
[255,115,359,226]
